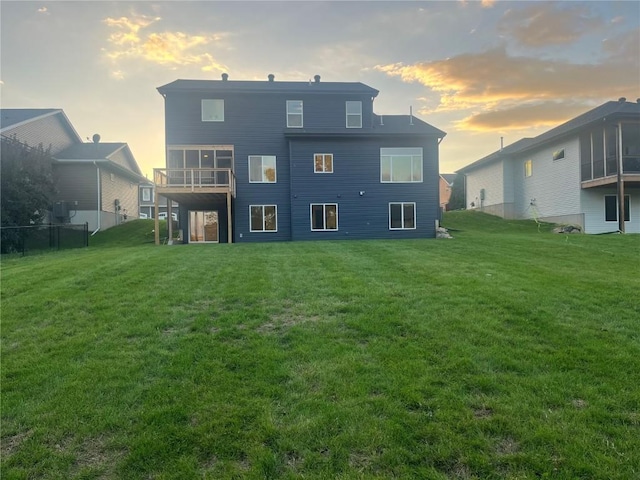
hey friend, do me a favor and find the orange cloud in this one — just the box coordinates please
[103,14,228,74]
[456,101,595,131]
[498,2,603,47]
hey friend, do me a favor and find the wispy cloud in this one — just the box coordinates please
[376,44,638,131]
[37,7,49,14]
[497,2,603,47]
[103,14,228,75]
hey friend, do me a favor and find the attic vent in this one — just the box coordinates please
[314,74,321,83]
[221,73,229,81]
[268,74,275,82]
[92,134,101,143]
[618,97,626,103]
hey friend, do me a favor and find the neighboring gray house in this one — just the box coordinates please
[457,99,640,233]
[0,109,145,232]
[155,73,446,244]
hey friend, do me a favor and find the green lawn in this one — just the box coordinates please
[2,212,639,479]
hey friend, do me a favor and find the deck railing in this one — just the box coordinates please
[154,168,235,194]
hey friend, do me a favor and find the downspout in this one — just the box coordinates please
[91,161,101,235]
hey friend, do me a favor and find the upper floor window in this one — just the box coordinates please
[142,187,152,202]
[553,149,565,161]
[249,155,277,183]
[202,99,224,122]
[380,147,423,183]
[311,204,338,231]
[287,100,303,128]
[346,101,362,128]
[524,159,533,178]
[250,205,277,232]
[314,154,333,173]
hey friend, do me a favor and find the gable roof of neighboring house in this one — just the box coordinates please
[440,174,456,185]
[0,108,83,144]
[54,142,145,182]
[457,99,640,174]
[157,78,380,96]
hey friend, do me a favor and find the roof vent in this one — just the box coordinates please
[637,98,640,104]
[268,74,275,82]
[221,73,228,81]
[92,134,101,143]
[618,97,626,103]
[314,74,321,83]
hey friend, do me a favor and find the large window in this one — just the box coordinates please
[389,202,416,230]
[380,148,423,182]
[314,154,333,173]
[310,204,338,231]
[604,195,630,222]
[249,155,277,183]
[202,99,224,122]
[250,205,277,232]
[142,187,152,202]
[346,101,362,128]
[287,100,303,128]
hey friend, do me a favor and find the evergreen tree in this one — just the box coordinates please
[447,173,466,210]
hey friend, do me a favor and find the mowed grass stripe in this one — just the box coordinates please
[1,212,639,479]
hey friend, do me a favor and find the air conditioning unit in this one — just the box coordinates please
[53,201,69,219]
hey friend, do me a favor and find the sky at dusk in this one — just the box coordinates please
[1,0,638,178]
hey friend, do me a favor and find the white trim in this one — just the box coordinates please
[201,99,224,122]
[286,100,303,128]
[249,205,278,232]
[310,203,338,231]
[248,155,277,183]
[314,153,334,173]
[389,202,417,230]
[380,148,423,183]
[346,101,362,128]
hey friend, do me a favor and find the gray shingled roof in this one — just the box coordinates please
[372,114,446,137]
[440,173,456,184]
[54,142,127,160]
[158,78,379,96]
[0,109,61,131]
[457,100,640,173]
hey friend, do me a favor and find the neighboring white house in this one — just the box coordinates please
[457,99,640,234]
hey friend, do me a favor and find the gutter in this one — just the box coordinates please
[91,161,101,235]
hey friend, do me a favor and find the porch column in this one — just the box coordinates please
[227,191,232,243]
[617,122,625,233]
[167,200,173,243]
[154,189,160,245]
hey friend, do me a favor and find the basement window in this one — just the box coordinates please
[389,202,416,230]
[310,204,338,231]
[604,195,630,222]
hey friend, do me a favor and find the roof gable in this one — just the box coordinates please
[54,142,143,179]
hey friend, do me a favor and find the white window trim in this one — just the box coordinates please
[287,100,303,128]
[310,203,338,231]
[202,99,224,122]
[249,205,278,232]
[314,153,334,174]
[380,153,423,183]
[248,155,277,183]
[142,188,151,202]
[524,159,533,178]
[346,101,362,128]
[553,148,565,161]
[389,202,417,230]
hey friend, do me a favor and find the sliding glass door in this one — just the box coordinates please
[189,211,219,243]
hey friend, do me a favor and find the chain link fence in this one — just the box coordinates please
[1,223,89,256]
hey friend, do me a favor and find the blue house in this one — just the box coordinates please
[153,74,446,244]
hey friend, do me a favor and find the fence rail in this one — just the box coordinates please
[1,223,89,256]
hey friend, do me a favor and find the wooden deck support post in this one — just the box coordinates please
[617,122,625,233]
[154,187,160,245]
[167,200,173,244]
[227,191,232,243]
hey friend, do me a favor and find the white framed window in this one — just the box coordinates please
[524,159,533,178]
[314,154,333,173]
[380,148,423,183]
[553,149,565,161]
[604,195,630,222]
[389,202,416,230]
[248,155,277,183]
[287,100,303,128]
[142,187,151,202]
[346,101,362,128]
[202,99,224,122]
[250,205,277,232]
[310,204,338,231]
